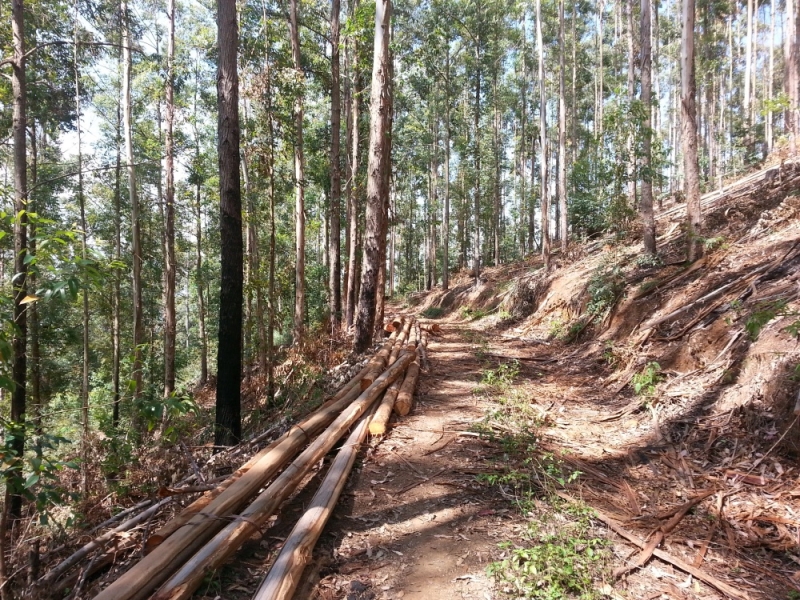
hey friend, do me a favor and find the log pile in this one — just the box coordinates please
[37,315,429,600]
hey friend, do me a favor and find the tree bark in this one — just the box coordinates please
[353,0,391,353]
[164,0,177,397]
[9,0,28,524]
[113,53,123,422]
[289,0,306,344]
[681,0,703,262]
[329,0,342,330]
[215,0,243,445]
[640,0,656,255]
[767,0,775,151]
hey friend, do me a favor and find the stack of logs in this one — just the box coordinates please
[39,316,426,600]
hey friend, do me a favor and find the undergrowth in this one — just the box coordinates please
[471,357,612,599]
[487,502,611,600]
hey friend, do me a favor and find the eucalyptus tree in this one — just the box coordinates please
[215,0,243,445]
[329,0,343,330]
[682,0,702,262]
[163,0,177,397]
[354,0,391,353]
[640,0,655,255]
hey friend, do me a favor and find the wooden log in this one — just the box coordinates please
[359,338,395,390]
[150,351,417,600]
[368,375,404,436]
[419,330,430,372]
[388,317,414,365]
[92,372,380,600]
[37,497,173,589]
[252,400,375,600]
[393,352,420,417]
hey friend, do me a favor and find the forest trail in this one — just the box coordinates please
[287,307,793,600]
[293,321,502,600]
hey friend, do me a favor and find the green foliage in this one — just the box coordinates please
[479,360,520,392]
[746,299,789,340]
[420,306,445,319]
[587,261,625,316]
[137,392,200,438]
[460,306,488,321]
[487,507,610,600]
[634,253,662,269]
[632,361,663,397]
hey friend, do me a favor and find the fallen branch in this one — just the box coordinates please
[554,491,751,600]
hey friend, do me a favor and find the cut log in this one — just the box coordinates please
[359,336,397,390]
[368,375,403,436]
[419,330,430,372]
[387,317,413,368]
[393,352,420,417]
[37,497,173,589]
[150,351,417,600]
[252,401,375,600]
[92,371,382,600]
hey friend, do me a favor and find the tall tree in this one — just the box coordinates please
[8,0,29,525]
[787,0,799,155]
[536,0,550,268]
[164,0,178,396]
[122,0,144,408]
[289,0,306,343]
[354,0,392,353]
[73,0,90,494]
[558,0,567,251]
[215,0,243,445]
[640,0,656,255]
[329,0,342,330]
[681,0,703,262]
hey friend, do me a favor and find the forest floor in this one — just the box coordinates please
[196,307,798,600]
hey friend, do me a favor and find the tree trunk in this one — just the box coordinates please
[681,0,703,262]
[520,17,527,255]
[215,0,243,445]
[536,0,549,268]
[122,0,144,410]
[493,59,501,266]
[9,0,28,524]
[353,0,391,353]
[640,0,656,255]
[626,0,636,207]
[767,0,775,151]
[597,0,605,138]
[442,47,451,290]
[472,50,482,282]
[289,0,305,344]
[164,0,177,397]
[113,55,123,423]
[329,0,342,330]
[744,0,754,127]
[345,21,360,331]
[786,0,799,155]
[265,60,277,404]
[558,0,567,251]
[73,7,91,495]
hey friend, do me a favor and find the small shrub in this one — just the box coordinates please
[587,262,625,316]
[746,299,789,340]
[460,306,487,321]
[479,360,520,392]
[487,508,610,600]
[632,361,662,397]
[421,306,445,319]
[634,253,662,268]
